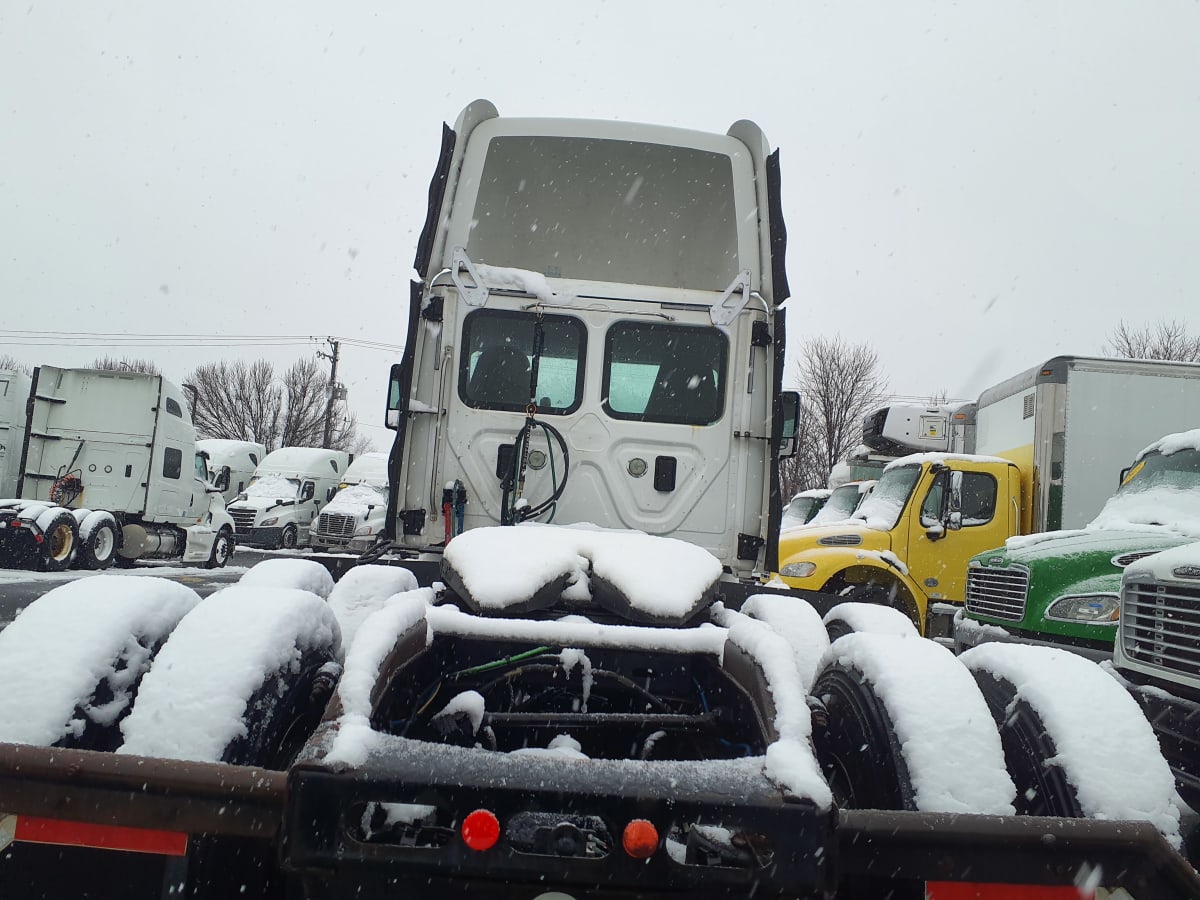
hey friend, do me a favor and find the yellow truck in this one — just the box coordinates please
[777,355,1200,636]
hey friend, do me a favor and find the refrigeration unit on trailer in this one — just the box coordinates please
[310,451,389,553]
[196,438,266,504]
[226,446,350,549]
[0,366,235,571]
[0,368,33,499]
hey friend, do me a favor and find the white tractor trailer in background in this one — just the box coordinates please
[0,366,235,571]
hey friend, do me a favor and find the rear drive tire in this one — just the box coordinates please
[79,513,119,570]
[204,527,234,569]
[38,511,78,573]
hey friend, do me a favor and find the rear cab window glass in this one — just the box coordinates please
[603,322,727,425]
[458,309,585,414]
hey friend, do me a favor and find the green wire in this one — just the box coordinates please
[448,646,555,679]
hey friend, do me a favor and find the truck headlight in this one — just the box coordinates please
[780,561,817,578]
[355,524,374,536]
[260,516,279,527]
[1046,594,1119,623]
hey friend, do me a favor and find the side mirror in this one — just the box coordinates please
[385,363,404,431]
[300,483,315,503]
[778,391,801,458]
[326,485,337,502]
[214,466,231,492]
[946,470,963,531]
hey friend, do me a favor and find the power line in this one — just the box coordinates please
[0,330,404,352]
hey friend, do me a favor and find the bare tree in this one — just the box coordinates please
[184,356,367,454]
[1104,320,1200,363]
[90,355,161,374]
[780,336,888,494]
[0,354,30,373]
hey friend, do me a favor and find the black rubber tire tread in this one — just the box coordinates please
[186,646,336,900]
[971,671,1085,818]
[79,516,119,570]
[813,663,924,900]
[824,617,856,643]
[204,527,233,569]
[39,511,78,573]
[279,524,298,550]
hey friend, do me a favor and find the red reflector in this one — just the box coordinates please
[14,816,188,856]
[461,809,500,851]
[927,883,1092,900]
[621,819,659,859]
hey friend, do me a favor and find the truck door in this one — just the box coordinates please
[904,467,1011,604]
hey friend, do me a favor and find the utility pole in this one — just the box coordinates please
[317,337,341,449]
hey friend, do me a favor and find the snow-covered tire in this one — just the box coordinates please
[204,526,234,569]
[78,511,119,570]
[836,582,921,632]
[823,601,919,644]
[810,633,1015,815]
[961,644,1181,843]
[0,577,200,750]
[36,508,78,572]
[119,585,342,763]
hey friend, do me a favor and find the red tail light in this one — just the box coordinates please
[461,809,500,851]
[621,819,659,859]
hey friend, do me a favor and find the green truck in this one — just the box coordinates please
[957,427,1200,659]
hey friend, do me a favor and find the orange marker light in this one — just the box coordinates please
[461,809,500,851]
[621,819,659,859]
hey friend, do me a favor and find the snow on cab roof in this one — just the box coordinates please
[257,446,348,474]
[883,452,1012,471]
[1136,427,1200,460]
[791,488,832,500]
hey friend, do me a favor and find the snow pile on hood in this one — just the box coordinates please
[240,558,335,599]
[443,524,722,619]
[327,565,422,650]
[712,605,833,807]
[243,473,299,499]
[737,594,829,690]
[324,483,387,516]
[0,577,200,746]
[824,602,918,638]
[822,633,1016,815]
[119,585,342,762]
[961,643,1180,845]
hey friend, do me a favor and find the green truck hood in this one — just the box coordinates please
[967,529,1188,642]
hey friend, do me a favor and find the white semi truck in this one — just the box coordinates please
[0,366,235,571]
[225,446,350,549]
[196,438,267,504]
[309,451,388,553]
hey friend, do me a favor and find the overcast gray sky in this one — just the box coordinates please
[3,1,1198,449]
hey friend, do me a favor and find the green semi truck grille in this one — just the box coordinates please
[1122,582,1200,674]
[964,566,1029,622]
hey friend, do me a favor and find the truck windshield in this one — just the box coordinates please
[245,474,301,499]
[1088,447,1200,537]
[810,484,864,526]
[782,496,823,529]
[853,465,922,531]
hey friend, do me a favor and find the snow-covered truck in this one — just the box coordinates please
[0,368,33,499]
[225,446,350,549]
[777,355,1200,637]
[196,438,266,504]
[0,365,235,571]
[958,427,1200,659]
[309,451,389,553]
[1,104,1197,899]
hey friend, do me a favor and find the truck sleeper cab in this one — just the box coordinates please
[384,101,798,583]
[196,439,266,505]
[226,447,350,550]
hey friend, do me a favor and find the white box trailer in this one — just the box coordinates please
[0,366,235,571]
[0,369,33,499]
[197,438,267,504]
[226,446,350,549]
[973,355,1200,534]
